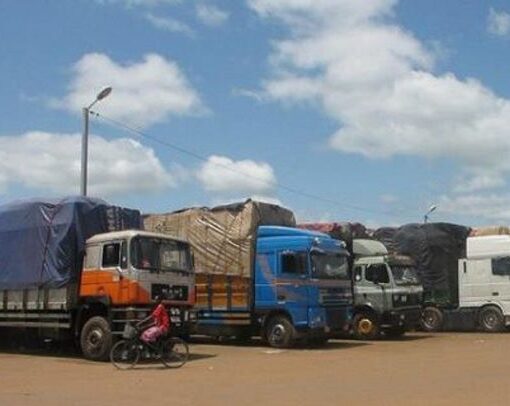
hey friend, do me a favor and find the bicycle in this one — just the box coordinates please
[110,323,189,370]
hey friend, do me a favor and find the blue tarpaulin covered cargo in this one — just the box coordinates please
[0,196,141,290]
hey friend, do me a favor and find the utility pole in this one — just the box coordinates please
[80,107,90,196]
[80,87,112,196]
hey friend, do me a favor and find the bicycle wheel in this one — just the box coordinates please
[110,340,140,370]
[160,337,189,368]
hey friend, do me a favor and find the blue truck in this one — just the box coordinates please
[249,226,353,346]
[144,201,353,347]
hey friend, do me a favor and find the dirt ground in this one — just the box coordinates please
[0,332,509,406]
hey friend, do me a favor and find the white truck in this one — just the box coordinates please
[422,235,510,332]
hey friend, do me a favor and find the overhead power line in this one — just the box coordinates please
[90,110,416,218]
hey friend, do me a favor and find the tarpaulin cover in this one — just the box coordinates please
[373,223,470,307]
[0,196,141,290]
[298,222,369,256]
[298,222,373,271]
[143,199,296,278]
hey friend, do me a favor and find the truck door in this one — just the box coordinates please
[277,250,309,328]
[98,240,129,303]
[489,257,510,314]
[364,264,391,313]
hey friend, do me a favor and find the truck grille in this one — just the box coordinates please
[392,293,421,308]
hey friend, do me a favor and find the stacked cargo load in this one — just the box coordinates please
[373,223,470,308]
[143,199,295,312]
[0,196,141,292]
[469,226,510,237]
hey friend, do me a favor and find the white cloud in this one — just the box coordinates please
[454,170,505,194]
[145,13,194,36]
[440,193,510,222]
[380,194,399,204]
[231,87,265,102]
[51,53,204,128]
[197,155,277,194]
[249,0,510,187]
[0,131,175,196]
[488,8,510,36]
[196,4,229,27]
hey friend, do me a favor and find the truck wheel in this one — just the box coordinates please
[80,316,112,361]
[421,307,443,332]
[478,306,504,332]
[265,316,296,348]
[353,313,380,340]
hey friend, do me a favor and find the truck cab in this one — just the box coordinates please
[351,239,422,339]
[255,227,353,347]
[78,230,195,359]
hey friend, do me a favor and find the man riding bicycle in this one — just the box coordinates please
[111,296,189,369]
[138,296,170,343]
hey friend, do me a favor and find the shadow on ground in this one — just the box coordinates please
[0,330,213,364]
[379,333,436,342]
[189,335,371,351]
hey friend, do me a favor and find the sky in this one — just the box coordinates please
[2,0,510,227]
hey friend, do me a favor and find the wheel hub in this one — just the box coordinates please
[423,312,437,328]
[484,313,496,327]
[88,329,103,348]
[358,319,374,335]
[270,324,286,345]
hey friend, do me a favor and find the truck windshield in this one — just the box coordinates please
[311,251,350,280]
[131,237,191,272]
[391,265,420,285]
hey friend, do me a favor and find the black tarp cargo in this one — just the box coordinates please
[373,223,470,307]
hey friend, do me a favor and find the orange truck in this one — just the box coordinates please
[0,198,195,360]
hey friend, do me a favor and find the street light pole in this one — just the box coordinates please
[80,87,112,196]
[80,107,90,196]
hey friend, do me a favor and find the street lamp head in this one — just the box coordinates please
[423,204,438,224]
[96,86,112,101]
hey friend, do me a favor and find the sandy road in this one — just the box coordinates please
[0,332,509,406]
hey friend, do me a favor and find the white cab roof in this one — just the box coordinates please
[467,235,510,259]
[86,229,187,245]
[353,239,388,257]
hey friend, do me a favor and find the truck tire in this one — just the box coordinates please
[265,316,296,348]
[352,312,380,340]
[478,306,504,333]
[80,316,112,361]
[421,307,443,332]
